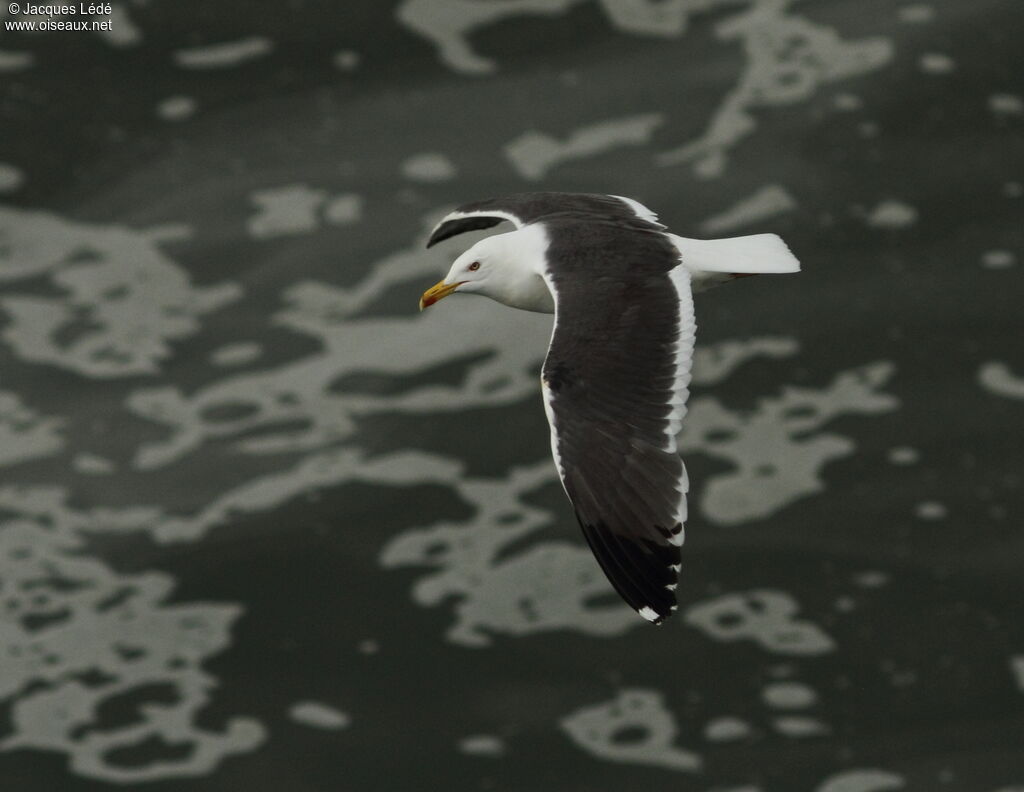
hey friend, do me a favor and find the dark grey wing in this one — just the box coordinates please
[426,192,665,248]
[540,223,694,624]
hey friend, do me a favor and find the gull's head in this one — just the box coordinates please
[420,229,542,311]
[419,238,496,310]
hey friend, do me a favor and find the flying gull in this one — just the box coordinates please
[419,192,799,623]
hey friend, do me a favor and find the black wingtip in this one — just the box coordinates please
[426,216,506,248]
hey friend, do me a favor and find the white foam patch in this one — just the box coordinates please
[853,570,889,588]
[897,4,934,23]
[0,162,24,192]
[700,185,797,234]
[678,362,899,525]
[246,186,363,237]
[858,120,880,138]
[981,250,1016,269]
[288,701,351,730]
[1010,657,1024,691]
[685,590,835,655]
[381,460,643,647]
[560,689,701,772]
[979,362,1024,400]
[887,446,919,465]
[333,49,361,70]
[815,769,905,792]
[395,0,579,74]
[919,52,955,74]
[396,0,830,75]
[703,716,751,741]
[401,153,457,182]
[914,501,946,520]
[0,390,63,466]
[146,449,463,543]
[989,94,1024,116]
[247,184,328,238]
[659,3,893,176]
[0,487,265,782]
[865,200,918,229]
[324,193,363,225]
[72,453,115,474]
[174,37,274,69]
[0,49,33,71]
[774,716,829,737]
[157,95,197,121]
[833,92,863,111]
[457,734,506,756]
[209,342,262,367]
[691,336,799,386]
[95,4,142,47]
[761,681,817,709]
[505,114,663,180]
[0,208,239,378]
[0,7,33,71]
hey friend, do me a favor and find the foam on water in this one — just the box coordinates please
[457,734,506,756]
[679,362,899,525]
[127,213,552,473]
[247,184,330,238]
[703,716,751,741]
[979,362,1024,400]
[773,716,829,737]
[0,390,63,466]
[505,114,664,180]
[288,701,351,730]
[381,460,642,646]
[0,163,24,192]
[210,342,263,367]
[685,590,835,655]
[0,208,240,377]
[981,250,1016,269]
[0,488,264,782]
[401,153,457,182]
[816,769,905,792]
[919,53,955,74]
[157,96,197,122]
[396,0,892,179]
[761,681,816,709]
[989,94,1023,116]
[1011,657,1024,691]
[700,185,797,235]
[174,37,274,69]
[864,200,918,229]
[324,194,364,225]
[658,1,893,177]
[560,689,701,772]
[690,336,799,386]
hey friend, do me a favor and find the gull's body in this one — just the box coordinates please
[420,192,799,623]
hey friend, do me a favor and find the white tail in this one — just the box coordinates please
[670,233,800,274]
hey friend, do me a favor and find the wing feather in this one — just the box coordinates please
[539,220,694,623]
[427,192,663,248]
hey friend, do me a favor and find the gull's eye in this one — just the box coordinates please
[468,261,480,271]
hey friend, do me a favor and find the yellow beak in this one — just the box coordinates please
[419,280,463,311]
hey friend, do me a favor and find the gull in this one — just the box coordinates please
[419,192,799,623]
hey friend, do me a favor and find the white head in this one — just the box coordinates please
[419,225,553,313]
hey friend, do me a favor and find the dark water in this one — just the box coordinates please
[1,0,1022,789]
